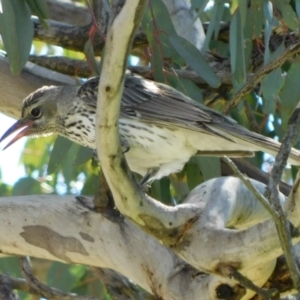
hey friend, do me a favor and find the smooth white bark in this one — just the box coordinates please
[162,0,205,51]
[0,177,296,300]
[0,55,76,119]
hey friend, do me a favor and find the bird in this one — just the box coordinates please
[1,72,300,182]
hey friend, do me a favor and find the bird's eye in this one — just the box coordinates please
[30,107,41,118]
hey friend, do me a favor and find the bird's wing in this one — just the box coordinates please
[77,77,99,107]
[121,73,236,128]
[77,74,239,138]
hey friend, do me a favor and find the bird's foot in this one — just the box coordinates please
[139,168,159,186]
[76,196,94,211]
[121,139,130,154]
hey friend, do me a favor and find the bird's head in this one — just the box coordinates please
[0,85,65,149]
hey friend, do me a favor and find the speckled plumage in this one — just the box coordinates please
[7,73,300,180]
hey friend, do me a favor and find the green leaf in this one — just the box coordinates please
[25,0,48,19]
[169,35,220,88]
[60,142,81,187]
[48,262,88,292]
[47,136,73,174]
[160,177,171,204]
[84,39,100,76]
[186,159,203,190]
[20,135,55,175]
[74,146,94,165]
[12,177,42,195]
[238,0,247,27]
[261,68,284,114]
[230,9,246,85]
[196,157,221,181]
[141,0,184,81]
[280,62,300,130]
[81,173,99,195]
[243,7,253,71]
[0,0,33,74]
[273,0,300,30]
[263,0,273,23]
[250,0,264,38]
[296,0,300,18]
[202,1,225,51]
[166,74,203,103]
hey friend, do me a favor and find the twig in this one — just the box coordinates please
[27,55,233,88]
[243,100,260,133]
[0,273,19,300]
[230,268,278,300]
[20,257,98,300]
[266,103,300,289]
[223,156,276,218]
[222,42,300,115]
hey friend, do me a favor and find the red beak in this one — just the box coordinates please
[0,120,34,150]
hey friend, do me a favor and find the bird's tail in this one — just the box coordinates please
[190,124,300,166]
[232,129,300,166]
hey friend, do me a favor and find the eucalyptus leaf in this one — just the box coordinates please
[273,0,300,30]
[263,0,273,23]
[84,39,100,76]
[202,1,225,51]
[48,262,88,292]
[74,146,93,166]
[280,62,300,130]
[160,177,171,204]
[12,177,42,195]
[169,35,220,88]
[0,0,33,74]
[230,9,246,85]
[196,157,221,181]
[141,0,182,82]
[261,68,283,114]
[296,0,300,18]
[47,136,73,175]
[250,0,264,38]
[186,159,203,190]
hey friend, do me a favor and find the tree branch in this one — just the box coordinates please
[20,257,98,300]
[0,55,76,119]
[46,0,91,26]
[222,42,300,115]
[0,178,300,299]
[33,18,147,56]
[267,103,300,289]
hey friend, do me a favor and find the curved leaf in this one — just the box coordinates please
[47,136,73,175]
[169,35,221,88]
[0,0,33,74]
[230,9,246,85]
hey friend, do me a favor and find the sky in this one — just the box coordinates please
[0,113,26,185]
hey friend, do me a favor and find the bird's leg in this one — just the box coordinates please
[121,138,130,154]
[139,167,159,189]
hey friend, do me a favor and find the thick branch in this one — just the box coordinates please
[0,194,242,300]
[33,18,147,56]
[46,0,91,26]
[27,55,233,87]
[0,55,76,118]
[0,178,300,299]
